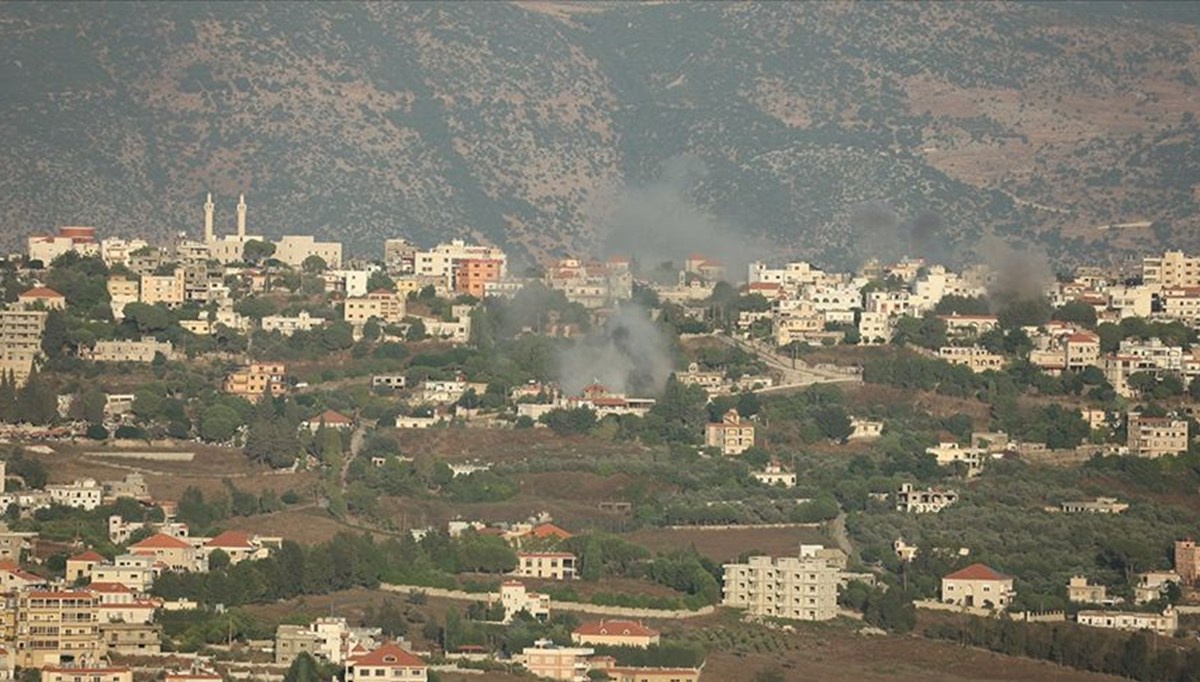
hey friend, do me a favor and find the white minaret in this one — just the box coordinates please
[236,194,247,239]
[0,459,6,494]
[204,192,215,243]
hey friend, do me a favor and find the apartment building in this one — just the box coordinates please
[14,590,103,668]
[571,620,660,649]
[0,309,47,387]
[223,363,288,402]
[895,483,959,513]
[515,640,594,682]
[85,339,173,364]
[414,240,506,281]
[1126,415,1189,458]
[383,239,416,274]
[273,235,343,270]
[937,346,1005,373]
[345,642,426,682]
[1077,608,1178,636]
[46,480,103,511]
[88,555,156,593]
[261,311,325,336]
[40,667,132,682]
[496,581,551,624]
[1143,251,1200,289]
[513,552,577,581]
[721,555,839,621]
[106,277,139,319]
[857,311,892,345]
[66,551,106,582]
[343,290,407,325]
[705,409,755,456]
[941,564,1015,610]
[454,258,504,298]
[139,270,186,307]
[925,442,987,477]
[108,516,188,545]
[276,617,383,665]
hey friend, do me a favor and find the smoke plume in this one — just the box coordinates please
[557,304,673,397]
[978,234,1053,307]
[847,200,950,266]
[591,155,763,282]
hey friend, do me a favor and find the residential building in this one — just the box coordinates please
[128,533,208,572]
[302,410,354,433]
[925,442,987,477]
[343,290,407,325]
[0,523,37,563]
[1133,571,1180,605]
[276,617,383,665]
[27,227,99,264]
[848,417,883,440]
[938,346,1005,373]
[0,309,47,387]
[941,564,1015,610]
[106,277,139,319]
[18,287,66,310]
[858,311,892,345]
[273,235,343,270]
[676,362,724,393]
[14,590,103,668]
[261,311,325,336]
[371,374,407,390]
[515,639,593,682]
[1143,251,1200,289]
[1061,497,1129,514]
[224,363,288,402]
[0,560,47,591]
[414,240,506,282]
[571,620,660,649]
[345,642,427,682]
[496,581,550,624]
[705,409,755,456]
[1077,608,1178,636]
[752,461,796,488]
[85,339,173,364]
[107,516,188,545]
[384,239,416,274]
[88,555,156,593]
[895,483,959,513]
[139,270,186,307]
[1067,576,1114,605]
[41,667,132,682]
[1176,539,1200,585]
[99,621,161,655]
[66,551,106,582]
[1126,415,1189,458]
[203,530,273,564]
[597,667,701,682]
[721,555,839,621]
[454,258,504,298]
[46,480,103,511]
[99,237,147,269]
[513,552,577,581]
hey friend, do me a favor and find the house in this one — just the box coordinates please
[128,533,208,572]
[302,409,354,433]
[0,647,9,682]
[721,555,839,621]
[1077,608,1178,636]
[85,339,174,364]
[260,311,326,336]
[496,581,551,623]
[848,417,883,441]
[276,617,384,665]
[66,550,106,582]
[0,560,47,592]
[752,461,796,488]
[516,639,595,682]
[1060,497,1129,514]
[513,552,577,581]
[224,363,288,402]
[1133,571,1181,605]
[1067,576,1116,605]
[46,479,104,510]
[925,442,987,477]
[41,668,132,682]
[1126,415,1189,458]
[108,515,188,544]
[895,483,959,513]
[705,409,755,456]
[941,564,1015,610]
[164,671,223,682]
[90,554,157,592]
[18,287,66,310]
[937,346,1005,373]
[203,530,271,564]
[345,642,427,682]
[571,620,660,649]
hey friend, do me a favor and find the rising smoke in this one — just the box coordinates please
[977,234,1053,307]
[592,155,765,281]
[847,200,951,266]
[557,304,673,397]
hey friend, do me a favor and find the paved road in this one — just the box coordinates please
[714,333,862,389]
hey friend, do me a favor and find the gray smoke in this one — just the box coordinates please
[847,200,950,266]
[557,304,673,397]
[592,155,763,282]
[978,234,1053,307]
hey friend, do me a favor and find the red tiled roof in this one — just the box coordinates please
[312,409,352,424]
[1067,332,1099,343]
[517,551,575,558]
[944,563,1012,581]
[87,582,132,593]
[573,619,659,638]
[130,533,192,550]
[530,523,573,540]
[204,530,255,549]
[0,561,44,583]
[20,286,64,298]
[348,643,426,668]
[69,550,107,563]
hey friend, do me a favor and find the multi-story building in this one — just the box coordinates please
[18,287,66,311]
[1077,608,1178,636]
[721,555,839,621]
[345,642,426,682]
[88,555,156,593]
[27,227,99,265]
[106,277,139,320]
[261,311,325,336]
[857,311,892,345]
[938,346,1005,373]
[128,533,208,572]
[1067,576,1114,605]
[1176,539,1200,585]
[512,552,577,581]
[705,409,755,456]
[107,516,188,545]
[571,620,660,649]
[1126,415,1189,458]
[0,309,47,387]
[65,552,106,583]
[223,363,288,402]
[383,239,417,275]
[343,290,407,325]
[85,339,174,364]
[454,258,504,299]
[276,617,383,665]
[895,483,959,513]
[925,442,987,477]
[46,480,103,511]
[14,590,103,668]
[273,235,343,270]
[41,666,132,682]
[414,240,506,282]
[99,237,148,269]
[496,581,551,624]
[203,530,274,565]
[940,564,1015,610]
[515,640,593,682]
[1143,251,1200,289]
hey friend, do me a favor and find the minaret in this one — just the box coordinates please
[236,194,247,239]
[204,192,215,242]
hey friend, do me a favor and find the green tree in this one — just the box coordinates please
[301,255,327,274]
[242,240,276,266]
[283,652,321,682]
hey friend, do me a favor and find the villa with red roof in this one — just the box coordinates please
[18,286,66,310]
[571,620,660,649]
[941,563,1015,610]
[301,409,354,433]
[345,642,427,682]
[203,530,272,564]
[0,559,47,591]
[129,533,208,572]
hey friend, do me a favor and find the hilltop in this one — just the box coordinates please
[2,2,1200,268]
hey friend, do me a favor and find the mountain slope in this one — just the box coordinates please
[1,1,1199,269]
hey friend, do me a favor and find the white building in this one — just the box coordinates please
[261,311,325,336]
[722,555,839,621]
[895,483,959,513]
[46,479,104,510]
[1077,608,1178,636]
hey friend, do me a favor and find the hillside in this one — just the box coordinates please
[2,1,1200,269]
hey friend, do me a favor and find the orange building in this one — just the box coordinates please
[454,258,504,299]
[223,363,288,402]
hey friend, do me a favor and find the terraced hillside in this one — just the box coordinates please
[2,1,1199,268]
